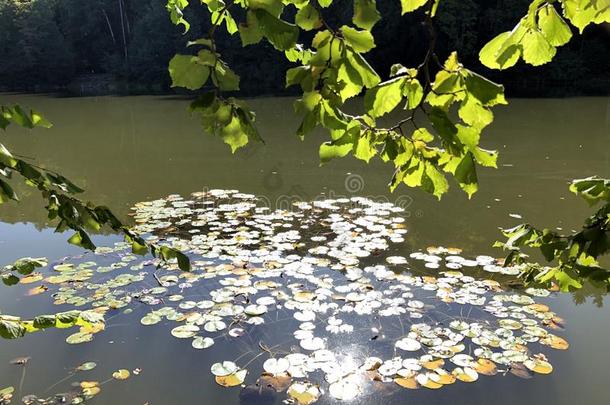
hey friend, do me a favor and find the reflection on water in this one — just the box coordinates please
[0,94,608,404]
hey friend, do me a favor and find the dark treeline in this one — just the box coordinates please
[0,0,608,96]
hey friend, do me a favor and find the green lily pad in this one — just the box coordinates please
[66,332,93,345]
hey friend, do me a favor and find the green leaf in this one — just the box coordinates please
[32,315,56,329]
[239,11,264,46]
[0,179,18,204]
[569,177,610,205]
[0,143,18,168]
[248,0,284,15]
[253,9,299,51]
[2,274,19,286]
[458,97,493,129]
[217,11,239,35]
[319,141,353,163]
[286,66,309,88]
[554,269,583,291]
[479,31,521,70]
[220,114,249,153]
[168,54,210,90]
[412,128,434,142]
[353,130,377,162]
[158,246,191,271]
[422,161,449,199]
[521,29,556,66]
[67,230,96,251]
[403,158,425,187]
[455,124,480,149]
[337,58,364,100]
[454,152,478,197]
[364,77,405,118]
[402,78,424,109]
[340,26,375,53]
[0,105,52,129]
[347,52,380,88]
[538,5,572,46]
[295,4,321,31]
[473,147,498,168]
[0,320,26,339]
[55,311,81,327]
[12,257,47,275]
[167,0,190,32]
[562,0,610,33]
[400,0,428,14]
[213,63,240,91]
[27,108,52,129]
[353,0,381,30]
[463,71,506,106]
[130,238,149,255]
[428,108,461,155]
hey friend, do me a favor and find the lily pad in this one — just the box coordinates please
[524,358,553,374]
[215,369,247,387]
[140,313,162,326]
[66,332,93,345]
[112,369,130,380]
[263,358,290,375]
[395,337,421,351]
[77,362,97,371]
[192,336,214,349]
[211,361,239,377]
[287,382,321,405]
[170,324,199,339]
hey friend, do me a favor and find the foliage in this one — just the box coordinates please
[165,0,508,198]
[479,0,609,69]
[496,177,610,292]
[0,105,190,270]
[0,257,47,286]
[0,0,76,84]
[1,1,608,94]
[0,308,105,339]
[164,0,607,199]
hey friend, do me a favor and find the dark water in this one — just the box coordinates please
[0,94,609,405]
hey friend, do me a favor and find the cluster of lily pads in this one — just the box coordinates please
[127,190,568,402]
[3,189,569,404]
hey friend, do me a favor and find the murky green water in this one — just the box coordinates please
[0,94,609,404]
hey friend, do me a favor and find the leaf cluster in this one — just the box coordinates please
[0,309,105,340]
[479,0,609,69]
[496,177,610,292]
[166,0,521,198]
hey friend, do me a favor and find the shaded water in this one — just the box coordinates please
[0,94,609,404]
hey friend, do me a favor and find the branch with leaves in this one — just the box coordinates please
[166,0,505,198]
[0,105,190,271]
[479,0,608,69]
[496,177,610,292]
[0,308,106,340]
[165,0,607,199]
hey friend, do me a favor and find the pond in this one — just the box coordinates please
[0,94,608,405]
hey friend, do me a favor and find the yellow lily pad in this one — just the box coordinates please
[215,369,247,387]
[112,369,130,380]
[287,382,321,405]
[524,358,553,374]
[394,376,419,389]
[541,334,569,350]
[474,359,497,376]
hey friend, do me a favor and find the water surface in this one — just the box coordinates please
[0,94,608,404]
